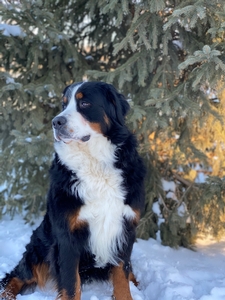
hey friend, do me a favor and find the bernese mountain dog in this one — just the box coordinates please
[0,81,146,300]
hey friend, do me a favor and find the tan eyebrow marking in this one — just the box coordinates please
[76,92,83,99]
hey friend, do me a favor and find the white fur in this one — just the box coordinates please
[54,136,135,267]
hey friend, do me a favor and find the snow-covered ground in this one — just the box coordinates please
[1,215,225,300]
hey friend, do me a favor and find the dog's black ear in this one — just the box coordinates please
[106,84,130,125]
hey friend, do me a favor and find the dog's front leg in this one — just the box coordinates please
[111,262,133,300]
[56,240,81,300]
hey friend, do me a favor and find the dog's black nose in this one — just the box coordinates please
[52,116,67,129]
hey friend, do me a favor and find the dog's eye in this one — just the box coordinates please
[79,101,91,108]
[62,102,67,110]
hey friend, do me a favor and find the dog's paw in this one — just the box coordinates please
[0,291,15,300]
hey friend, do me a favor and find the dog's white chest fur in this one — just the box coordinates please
[55,136,135,267]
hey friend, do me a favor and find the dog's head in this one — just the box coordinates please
[52,81,130,144]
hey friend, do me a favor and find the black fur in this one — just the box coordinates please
[0,82,146,300]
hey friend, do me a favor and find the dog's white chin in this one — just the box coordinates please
[54,136,90,144]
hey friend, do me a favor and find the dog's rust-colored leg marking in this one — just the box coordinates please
[32,263,50,288]
[68,210,88,232]
[0,277,24,300]
[129,271,138,287]
[60,289,68,300]
[132,209,141,226]
[0,263,50,299]
[111,262,133,300]
[74,267,81,300]
[59,266,81,300]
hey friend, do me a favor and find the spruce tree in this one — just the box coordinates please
[0,0,87,219]
[1,0,225,247]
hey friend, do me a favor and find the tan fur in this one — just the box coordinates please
[132,209,141,226]
[59,268,81,300]
[75,92,83,100]
[0,277,24,300]
[88,122,102,134]
[111,262,132,300]
[32,263,50,288]
[129,272,138,287]
[68,210,88,232]
[104,113,110,126]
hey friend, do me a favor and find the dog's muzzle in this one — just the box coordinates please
[52,116,90,142]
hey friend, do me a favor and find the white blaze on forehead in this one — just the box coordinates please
[64,82,83,103]
[62,83,83,114]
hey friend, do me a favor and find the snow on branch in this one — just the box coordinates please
[0,23,25,37]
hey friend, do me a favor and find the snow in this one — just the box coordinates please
[172,40,183,50]
[0,24,25,37]
[152,200,164,242]
[1,216,225,300]
[195,172,208,184]
[25,137,32,143]
[177,202,188,217]
[161,179,178,201]
[85,56,94,61]
[152,201,161,216]
[5,77,15,84]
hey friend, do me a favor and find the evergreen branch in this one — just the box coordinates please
[173,173,193,187]
[113,11,149,55]
[149,0,165,13]
[214,57,225,72]
[158,193,170,212]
